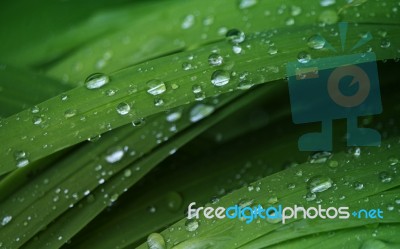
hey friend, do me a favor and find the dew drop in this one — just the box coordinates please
[354,181,364,190]
[16,158,29,168]
[208,53,224,66]
[105,147,125,164]
[226,29,246,44]
[124,169,132,177]
[238,0,258,9]
[31,106,40,114]
[305,192,317,201]
[309,151,332,164]
[320,0,336,6]
[379,171,392,183]
[211,70,230,86]
[185,219,199,232]
[32,116,42,125]
[380,38,391,48]
[1,216,12,226]
[232,45,242,54]
[190,104,215,122]
[85,73,109,89]
[192,84,202,94]
[166,111,182,122]
[64,109,77,118]
[308,176,333,193]
[165,192,183,212]
[181,14,195,29]
[360,239,393,249]
[147,79,166,95]
[116,102,130,116]
[154,98,164,107]
[297,51,311,63]
[147,233,166,249]
[319,10,339,25]
[307,35,326,49]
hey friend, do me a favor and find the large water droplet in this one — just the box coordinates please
[208,53,224,66]
[105,147,125,164]
[1,216,12,226]
[308,176,333,193]
[147,233,166,249]
[190,104,215,122]
[147,79,166,95]
[226,29,245,44]
[85,73,109,89]
[116,102,130,116]
[211,70,230,86]
[307,35,326,49]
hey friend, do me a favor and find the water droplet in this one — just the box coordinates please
[309,151,332,163]
[147,205,157,213]
[85,73,109,89]
[116,102,130,115]
[285,17,295,26]
[238,0,258,9]
[31,106,40,114]
[165,192,183,212]
[32,116,42,125]
[288,183,296,189]
[267,46,278,55]
[354,181,364,190]
[147,79,166,95]
[308,176,333,193]
[147,233,166,249]
[319,10,339,25]
[379,171,392,183]
[154,98,164,107]
[185,219,199,232]
[182,62,193,71]
[190,104,215,122]
[297,51,311,63]
[60,94,68,101]
[226,29,245,44]
[16,158,29,168]
[291,6,302,16]
[211,70,230,86]
[208,53,224,66]
[380,38,391,48]
[166,111,182,122]
[348,147,361,158]
[181,14,195,29]
[124,169,132,177]
[105,147,125,164]
[328,160,339,168]
[267,196,278,204]
[64,109,77,118]
[360,239,394,249]
[105,89,116,97]
[307,35,326,49]
[232,45,242,54]
[1,216,12,226]
[88,134,101,142]
[320,0,336,6]
[305,192,317,201]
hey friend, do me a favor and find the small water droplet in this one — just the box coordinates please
[185,219,199,232]
[320,0,336,6]
[307,35,326,49]
[267,46,278,55]
[354,181,364,190]
[319,10,339,25]
[166,111,182,122]
[238,0,258,9]
[267,196,278,204]
[85,73,109,89]
[285,17,295,26]
[16,158,29,168]
[190,104,215,122]
[181,14,195,29]
[182,62,193,71]
[308,176,333,193]
[232,45,242,54]
[165,192,183,212]
[328,160,339,168]
[288,183,296,189]
[154,98,164,107]
[31,106,40,114]
[211,70,230,86]
[60,94,68,101]
[64,109,77,118]
[380,38,391,48]
[379,171,392,183]
[147,79,166,95]
[124,169,132,177]
[297,51,311,63]
[105,89,116,96]
[305,192,317,201]
[32,116,42,125]
[226,29,245,44]
[147,233,166,249]
[208,53,224,66]
[360,239,394,249]
[309,151,332,163]
[105,147,125,164]
[116,102,130,116]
